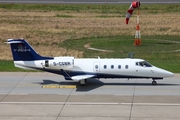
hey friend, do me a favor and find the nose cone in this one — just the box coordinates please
[154,67,174,77]
[163,70,174,77]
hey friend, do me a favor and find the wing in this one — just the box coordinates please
[71,75,96,81]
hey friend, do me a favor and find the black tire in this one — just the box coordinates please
[152,81,157,86]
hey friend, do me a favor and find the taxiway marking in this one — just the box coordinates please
[41,85,76,89]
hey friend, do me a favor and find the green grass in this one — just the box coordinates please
[2,35,179,72]
[0,4,179,13]
[58,35,180,72]
[0,60,42,72]
[0,4,180,72]
[1,38,180,73]
[0,60,25,71]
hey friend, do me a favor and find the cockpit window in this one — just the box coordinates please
[136,61,152,67]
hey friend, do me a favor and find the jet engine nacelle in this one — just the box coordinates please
[43,57,74,69]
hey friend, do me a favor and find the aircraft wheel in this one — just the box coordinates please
[152,80,157,86]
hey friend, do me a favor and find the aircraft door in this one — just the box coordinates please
[42,60,49,68]
[93,61,100,72]
[45,60,49,67]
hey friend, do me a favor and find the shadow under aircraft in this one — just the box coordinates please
[33,78,180,92]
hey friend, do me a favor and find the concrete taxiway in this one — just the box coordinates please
[0,72,180,120]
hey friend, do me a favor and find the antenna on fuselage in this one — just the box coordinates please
[95,56,100,59]
[128,52,134,58]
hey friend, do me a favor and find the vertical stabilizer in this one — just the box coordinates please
[6,39,53,61]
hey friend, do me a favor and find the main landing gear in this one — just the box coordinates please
[152,80,157,86]
[79,79,87,86]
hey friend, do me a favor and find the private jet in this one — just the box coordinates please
[6,39,174,86]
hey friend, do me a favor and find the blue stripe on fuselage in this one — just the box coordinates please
[18,64,153,80]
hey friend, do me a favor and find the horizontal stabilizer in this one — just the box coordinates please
[71,75,96,81]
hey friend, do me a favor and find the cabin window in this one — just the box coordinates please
[111,65,114,69]
[95,65,98,69]
[125,65,128,69]
[118,65,121,69]
[104,65,107,69]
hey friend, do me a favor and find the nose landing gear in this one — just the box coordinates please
[152,78,163,86]
[152,80,157,86]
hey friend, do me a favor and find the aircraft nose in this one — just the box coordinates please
[156,67,174,77]
[165,71,174,77]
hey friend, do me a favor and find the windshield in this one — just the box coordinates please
[136,61,152,67]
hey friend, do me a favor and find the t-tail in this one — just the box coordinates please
[6,38,53,70]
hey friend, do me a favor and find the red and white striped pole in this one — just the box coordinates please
[134,7,141,46]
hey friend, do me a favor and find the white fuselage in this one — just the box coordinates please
[14,57,174,80]
[7,39,174,85]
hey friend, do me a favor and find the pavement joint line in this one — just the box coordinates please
[0,72,29,102]
[56,84,75,120]
[0,93,7,95]
[0,102,65,105]
[129,79,137,120]
[0,102,119,105]
[1,102,180,106]
[8,93,28,95]
[66,102,120,105]
[121,103,180,106]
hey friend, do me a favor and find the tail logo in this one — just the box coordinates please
[14,44,31,52]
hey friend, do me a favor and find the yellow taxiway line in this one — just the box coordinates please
[41,85,76,89]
